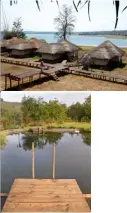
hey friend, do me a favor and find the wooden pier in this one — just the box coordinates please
[2,179,90,212]
[1,56,127,90]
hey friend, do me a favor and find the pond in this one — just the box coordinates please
[1,132,91,209]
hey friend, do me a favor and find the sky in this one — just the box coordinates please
[1,91,90,106]
[1,0,127,32]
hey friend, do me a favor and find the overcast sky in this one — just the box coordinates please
[1,0,127,31]
[1,91,90,106]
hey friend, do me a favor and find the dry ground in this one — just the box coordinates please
[1,47,127,91]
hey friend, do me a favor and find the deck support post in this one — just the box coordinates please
[52,142,56,179]
[5,75,7,90]
[32,142,35,179]
[10,77,12,89]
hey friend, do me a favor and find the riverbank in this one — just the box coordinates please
[92,35,127,40]
[1,122,91,136]
[0,132,6,147]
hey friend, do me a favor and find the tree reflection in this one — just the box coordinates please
[21,132,63,151]
[81,133,91,146]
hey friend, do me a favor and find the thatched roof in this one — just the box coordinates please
[0,37,26,49]
[79,40,125,64]
[28,38,47,49]
[8,42,37,50]
[58,39,81,52]
[0,37,47,51]
[36,43,65,55]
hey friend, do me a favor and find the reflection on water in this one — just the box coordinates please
[1,132,91,209]
[21,132,63,150]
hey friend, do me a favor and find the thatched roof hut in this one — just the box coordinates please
[79,40,125,70]
[0,37,26,52]
[58,39,81,61]
[58,39,81,52]
[9,42,38,57]
[36,43,66,62]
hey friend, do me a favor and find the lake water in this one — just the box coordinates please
[1,132,91,209]
[26,33,127,47]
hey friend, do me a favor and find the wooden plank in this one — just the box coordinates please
[10,188,81,194]
[7,196,86,203]
[2,202,90,212]
[13,178,77,184]
[12,182,79,187]
[8,194,84,200]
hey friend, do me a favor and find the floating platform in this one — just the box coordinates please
[2,179,90,212]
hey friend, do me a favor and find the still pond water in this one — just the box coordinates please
[1,132,91,209]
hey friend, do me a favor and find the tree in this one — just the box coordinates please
[3,17,26,40]
[67,102,84,122]
[81,96,91,122]
[54,4,76,40]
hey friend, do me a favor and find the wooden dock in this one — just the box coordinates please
[2,179,90,212]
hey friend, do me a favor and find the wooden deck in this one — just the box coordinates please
[2,179,90,212]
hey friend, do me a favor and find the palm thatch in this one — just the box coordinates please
[58,39,81,52]
[79,40,125,69]
[36,43,65,55]
[36,43,66,62]
[29,38,47,49]
[9,42,38,57]
[0,37,26,52]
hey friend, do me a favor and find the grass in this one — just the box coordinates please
[0,131,7,147]
[45,122,91,132]
[23,122,91,132]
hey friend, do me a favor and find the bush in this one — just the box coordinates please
[3,30,26,40]
[0,132,7,147]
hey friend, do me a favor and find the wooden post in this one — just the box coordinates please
[10,77,12,88]
[52,142,56,179]
[18,79,20,88]
[32,142,35,178]
[5,75,7,90]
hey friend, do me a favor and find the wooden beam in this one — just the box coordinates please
[0,193,8,197]
[83,194,91,199]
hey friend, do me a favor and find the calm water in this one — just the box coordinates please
[1,132,91,209]
[26,33,127,47]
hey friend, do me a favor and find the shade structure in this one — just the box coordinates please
[36,43,66,62]
[58,39,81,52]
[79,40,125,69]
[0,37,26,52]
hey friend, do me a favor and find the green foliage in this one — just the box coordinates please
[67,96,91,122]
[21,97,68,124]
[3,18,26,40]
[1,101,21,129]
[1,96,91,130]
[0,131,6,147]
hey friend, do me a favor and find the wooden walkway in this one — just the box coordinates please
[65,67,127,85]
[1,57,126,89]
[2,179,90,212]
